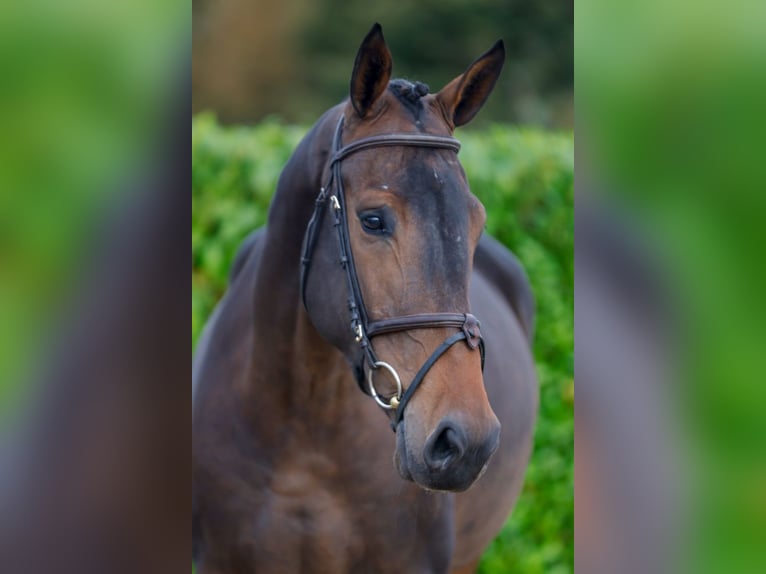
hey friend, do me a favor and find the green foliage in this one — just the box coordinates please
[192,114,305,347]
[192,114,573,573]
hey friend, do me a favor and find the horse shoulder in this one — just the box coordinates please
[452,234,538,568]
[229,227,267,284]
[193,227,267,398]
[193,226,268,564]
[473,233,535,344]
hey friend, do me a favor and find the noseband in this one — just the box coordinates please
[300,116,486,428]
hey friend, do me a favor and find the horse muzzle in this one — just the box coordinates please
[396,415,501,492]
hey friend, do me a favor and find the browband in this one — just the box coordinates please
[330,133,461,165]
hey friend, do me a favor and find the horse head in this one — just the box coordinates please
[302,24,505,492]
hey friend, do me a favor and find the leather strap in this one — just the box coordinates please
[299,192,329,309]
[392,332,485,427]
[368,313,472,336]
[368,313,483,351]
[331,133,460,164]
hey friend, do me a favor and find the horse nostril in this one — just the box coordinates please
[424,423,466,471]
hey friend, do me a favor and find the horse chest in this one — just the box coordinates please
[240,463,452,573]
[251,476,359,572]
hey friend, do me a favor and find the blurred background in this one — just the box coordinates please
[2,0,764,572]
[193,3,574,573]
[192,0,573,129]
[577,1,766,572]
[0,1,188,572]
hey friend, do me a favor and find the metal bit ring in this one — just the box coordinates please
[367,361,403,410]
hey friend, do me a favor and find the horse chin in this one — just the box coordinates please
[394,422,414,482]
[411,466,481,493]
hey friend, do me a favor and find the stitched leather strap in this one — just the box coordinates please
[368,313,483,352]
[331,133,460,165]
[367,313,467,336]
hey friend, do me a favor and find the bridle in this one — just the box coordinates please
[300,116,486,428]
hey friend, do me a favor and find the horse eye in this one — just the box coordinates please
[361,214,384,232]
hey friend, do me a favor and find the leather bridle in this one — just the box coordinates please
[300,116,486,428]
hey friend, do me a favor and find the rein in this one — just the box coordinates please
[300,116,486,429]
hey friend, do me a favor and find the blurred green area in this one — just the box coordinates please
[578,1,766,571]
[0,0,187,417]
[193,0,572,128]
[192,114,573,573]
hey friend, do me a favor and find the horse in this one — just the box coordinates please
[193,23,538,574]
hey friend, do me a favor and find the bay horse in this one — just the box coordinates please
[193,24,538,574]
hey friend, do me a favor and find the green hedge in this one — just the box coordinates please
[192,113,573,573]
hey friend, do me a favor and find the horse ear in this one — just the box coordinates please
[436,40,505,128]
[349,23,393,118]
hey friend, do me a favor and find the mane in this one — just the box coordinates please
[388,79,429,120]
[389,78,430,102]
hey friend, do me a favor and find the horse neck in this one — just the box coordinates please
[246,107,355,415]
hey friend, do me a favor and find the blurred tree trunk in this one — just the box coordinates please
[193,0,306,123]
[192,0,573,128]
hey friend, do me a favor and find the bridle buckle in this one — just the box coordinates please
[462,314,482,350]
